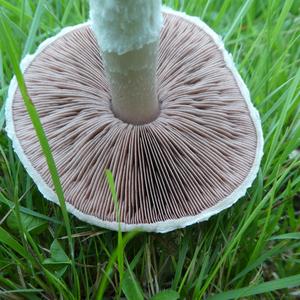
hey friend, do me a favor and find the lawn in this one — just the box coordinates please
[0,0,299,299]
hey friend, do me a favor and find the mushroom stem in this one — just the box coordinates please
[89,0,163,124]
[102,42,159,124]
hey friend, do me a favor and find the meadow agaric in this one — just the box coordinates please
[6,0,263,232]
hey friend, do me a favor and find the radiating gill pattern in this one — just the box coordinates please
[12,14,257,224]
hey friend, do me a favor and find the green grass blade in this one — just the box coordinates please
[0,289,43,295]
[150,290,180,300]
[171,236,189,290]
[122,260,144,300]
[0,227,29,259]
[230,241,300,284]
[22,0,45,57]
[0,11,81,297]
[95,231,139,300]
[0,191,62,224]
[105,169,124,296]
[0,10,73,256]
[270,233,300,240]
[208,274,300,300]
[224,0,254,42]
[270,0,294,47]
[0,1,299,298]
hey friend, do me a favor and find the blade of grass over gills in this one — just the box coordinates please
[0,11,80,298]
[0,10,71,251]
[105,170,125,298]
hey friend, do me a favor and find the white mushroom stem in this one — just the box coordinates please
[89,0,163,124]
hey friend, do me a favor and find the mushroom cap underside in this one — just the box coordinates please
[6,10,263,232]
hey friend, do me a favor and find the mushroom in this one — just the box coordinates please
[6,1,263,232]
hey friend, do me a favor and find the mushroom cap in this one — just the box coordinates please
[6,8,263,233]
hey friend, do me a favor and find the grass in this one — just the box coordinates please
[0,0,299,299]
